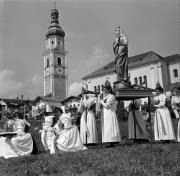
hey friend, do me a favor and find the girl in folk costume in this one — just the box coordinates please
[0,119,33,159]
[153,84,175,141]
[100,80,121,147]
[171,86,180,141]
[128,99,149,142]
[79,95,98,144]
[40,115,57,154]
[55,113,87,152]
[40,104,57,154]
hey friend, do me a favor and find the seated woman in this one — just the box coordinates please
[128,99,150,142]
[0,118,33,159]
[55,113,87,152]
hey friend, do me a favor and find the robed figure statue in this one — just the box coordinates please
[113,26,128,83]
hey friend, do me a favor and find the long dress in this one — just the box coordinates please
[171,95,180,141]
[55,120,87,152]
[79,98,98,144]
[0,119,33,159]
[40,115,56,154]
[128,101,149,140]
[154,94,175,141]
[100,94,121,143]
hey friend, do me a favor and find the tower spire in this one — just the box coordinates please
[53,2,56,9]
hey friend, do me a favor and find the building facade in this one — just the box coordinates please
[43,6,67,100]
[82,51,180,94]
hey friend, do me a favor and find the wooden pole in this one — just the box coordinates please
[85,94,88,145]
[132,100,137,141]
[148,96,152,142]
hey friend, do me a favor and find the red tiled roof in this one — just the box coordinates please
[82,51,165,80]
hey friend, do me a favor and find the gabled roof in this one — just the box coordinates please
[61,96,81,104]
[164,54,180,64]
[82,51,165,80]
[34,96,61,103]
[0,98,32,106]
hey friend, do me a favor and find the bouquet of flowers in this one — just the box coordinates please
[153,96,160,105]
[154,100,160,105]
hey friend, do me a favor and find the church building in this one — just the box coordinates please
[82,51,180,95]
[43,5,67,100]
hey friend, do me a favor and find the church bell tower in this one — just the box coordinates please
[43,4,67,99]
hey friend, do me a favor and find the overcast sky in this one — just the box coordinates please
[0,0,179,99]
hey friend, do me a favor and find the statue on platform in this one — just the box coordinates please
[113,26,128,83]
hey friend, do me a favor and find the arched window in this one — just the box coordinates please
[57,57,61,66]
[143,75,147,87]
[134,77,138,85]
[46,58,49,67]
[139,77,142,85]
[51,40,54,45]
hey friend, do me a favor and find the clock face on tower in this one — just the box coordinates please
[56,67,64,75]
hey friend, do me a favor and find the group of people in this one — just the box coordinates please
[153,85,180,142]
[40,107,86,154]
[0,106,88,159]
[79,80,121,147]
[78,81,180,145]
[0,80,179,159]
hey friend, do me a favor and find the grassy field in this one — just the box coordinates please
[0,119,180,176]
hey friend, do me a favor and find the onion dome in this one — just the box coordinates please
[46,7,65,38]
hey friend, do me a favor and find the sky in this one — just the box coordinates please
[0,0,179,99]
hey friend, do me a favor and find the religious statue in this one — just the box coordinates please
[113,26,128,83]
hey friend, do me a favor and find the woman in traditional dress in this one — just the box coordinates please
[55,113,87,152]
[171,86,180,142]
[40,114,57,154]
[0,119,33,159]
[153,85,175,141]
[128,99,149,142]
[79,95,98,144]
[100,80,121,147]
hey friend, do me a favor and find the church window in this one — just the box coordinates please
[46,58,49,67]
[143,75,147,87]
[134,77,138,85]
[94,86,97,92]
[57,57,61,66]
[173,69,178,78]
[101,84,104,91]
[51,40,54,45]
[139,77,142,85]
[98,85,100,92]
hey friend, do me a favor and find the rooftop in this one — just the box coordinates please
[82,51,166,80]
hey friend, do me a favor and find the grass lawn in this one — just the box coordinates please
[0,119,180,176]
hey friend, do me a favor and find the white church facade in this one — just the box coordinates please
[82,51,180,94]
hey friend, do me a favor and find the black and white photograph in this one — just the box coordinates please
[0,0,180,175]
